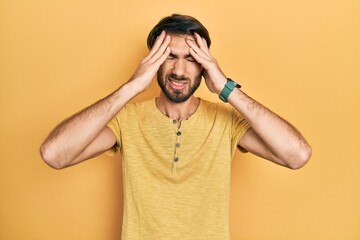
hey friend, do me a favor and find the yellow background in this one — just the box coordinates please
[1,0,359,239]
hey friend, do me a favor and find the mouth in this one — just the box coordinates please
[168,76,188,90]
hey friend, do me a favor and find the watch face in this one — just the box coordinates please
[230,80,237,86]
[227,78,241,88]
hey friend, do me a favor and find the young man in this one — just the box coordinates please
[40,14,311,239]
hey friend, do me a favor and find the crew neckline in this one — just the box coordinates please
[152,97,203,124]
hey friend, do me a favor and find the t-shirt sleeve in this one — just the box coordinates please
[231,107,251,154]
[106,112,121,156]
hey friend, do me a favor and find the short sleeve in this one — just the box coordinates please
[231,107,251,154]
[106,113,121,156]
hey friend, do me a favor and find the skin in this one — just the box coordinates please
[40,30,311,170]
[156,34,202,104]
[155,34,203,121]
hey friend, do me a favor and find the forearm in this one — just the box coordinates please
[40,32,171,169]
[228,88,311,168]
[185,33,310,168]
[40,81,139,168]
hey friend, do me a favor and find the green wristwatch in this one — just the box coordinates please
[219,78,241,102]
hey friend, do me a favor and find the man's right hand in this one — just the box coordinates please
[40,31,171,169]
[129,31,171,93]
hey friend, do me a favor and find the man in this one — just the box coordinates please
[40,14,311,239]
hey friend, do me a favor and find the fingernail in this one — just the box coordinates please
[157,31,165,39]
[156,31,163,40]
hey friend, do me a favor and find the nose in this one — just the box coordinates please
[172,59,186,77]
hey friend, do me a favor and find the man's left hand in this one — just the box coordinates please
[186,32,227,94]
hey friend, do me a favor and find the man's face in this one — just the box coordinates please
[157,34,203,103]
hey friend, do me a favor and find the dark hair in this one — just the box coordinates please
[147,14,211,49]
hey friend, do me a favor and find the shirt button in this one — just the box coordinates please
[174,157,179,162]
[176,131,182,136]
[176,143,181,148]
[172,120,177,124]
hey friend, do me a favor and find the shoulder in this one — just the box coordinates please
[117,99,157,122]
[200,98,234,116]
[122,99,153,112]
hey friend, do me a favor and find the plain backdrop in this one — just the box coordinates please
[0,0,359,239]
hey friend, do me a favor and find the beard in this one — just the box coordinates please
[157,73,202,103]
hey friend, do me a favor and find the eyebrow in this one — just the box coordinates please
[169,52,194,59]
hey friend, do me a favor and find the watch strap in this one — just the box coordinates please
[219,78,241,102]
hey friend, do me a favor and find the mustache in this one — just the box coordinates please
[168,74,189,81]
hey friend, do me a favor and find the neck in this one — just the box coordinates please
[156,92,200,122]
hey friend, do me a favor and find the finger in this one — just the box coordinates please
[143,31,166,62]
[202,38,211,56]
[153,47,171,67]
[148,34,171,63]
[189,47,209,67]
[186,37,211,61]
[194,32,212,58]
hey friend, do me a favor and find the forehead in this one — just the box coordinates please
[168,34,195,55]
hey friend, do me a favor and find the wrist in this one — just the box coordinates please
[124,78,147,94]
[215,77,228,95]
[218,78,241,102]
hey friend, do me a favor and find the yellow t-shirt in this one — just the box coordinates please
[107,98,250,240]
